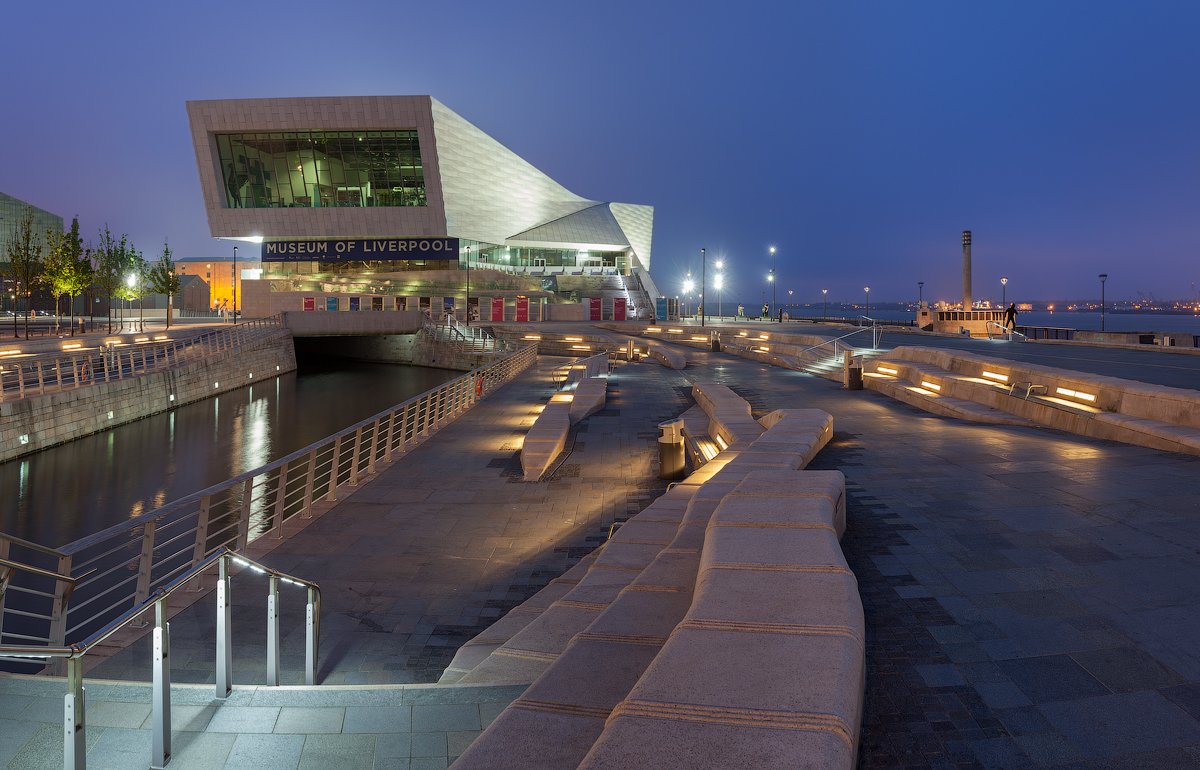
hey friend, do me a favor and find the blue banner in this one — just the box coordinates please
[655,297,668,321]
[261,237,459,262]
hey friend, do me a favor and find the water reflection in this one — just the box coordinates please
[0,360,457,547]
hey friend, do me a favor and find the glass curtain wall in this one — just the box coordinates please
[215,131,425,209]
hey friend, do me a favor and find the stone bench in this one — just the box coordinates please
[569,377,607,424]
[520,402,571,481]
[645,341,686,369]
[692,383,764,447]
[580,469,861,769]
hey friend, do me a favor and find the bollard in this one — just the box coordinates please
[710,331,721,352]
[843,351,863,391]
[658,419,686,480]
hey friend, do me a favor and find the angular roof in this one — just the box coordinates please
[508,204,630,248]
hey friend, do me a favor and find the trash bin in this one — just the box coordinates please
[658,419,686,480]
[843,351,863,390]
[709,331,721,352]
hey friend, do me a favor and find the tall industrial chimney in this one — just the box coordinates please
[962,230,972,310]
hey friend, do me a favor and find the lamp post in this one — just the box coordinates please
[918,281,924,304]
[715,259,724,320]
[232,245,238,324]
[1001,276,1008,307]
[1099,273,1108,331]
[768,246,777,321]
[126,273,136,333]
[683,275,694,318]
[787,289,794,320]
[822,288,828,320]
[700,247,707,327]
[864,286,870,318]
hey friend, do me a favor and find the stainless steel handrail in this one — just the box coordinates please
[0,547,320,770]
[796,326,877,357]
[986,320,1027,341]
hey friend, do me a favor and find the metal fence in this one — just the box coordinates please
[0,316,285,402]
[0,344,537,663]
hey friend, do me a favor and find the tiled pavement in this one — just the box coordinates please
[677,346,1200,768]
[0,675,523,769]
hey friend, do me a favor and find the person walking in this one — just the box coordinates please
[1004,303,1018,331]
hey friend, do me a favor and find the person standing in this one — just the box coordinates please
[1004,303,1018,330]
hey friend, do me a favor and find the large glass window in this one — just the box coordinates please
[215,130,426,209]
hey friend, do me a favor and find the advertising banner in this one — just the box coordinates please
[614,297,626,321]
[491,297,505,321]
[655,297,668,321]
[325,296,339,312]
[303,297,315,311]
[516,296,529,322]
[589,297,602,321]
[349,296,360,311]
[261,237,458,262]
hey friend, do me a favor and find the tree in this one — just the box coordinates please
[43,217,89,334]
[147,239,181,329]
[5,207,46,339]
[94,226,132,334]
[114,243,148,332]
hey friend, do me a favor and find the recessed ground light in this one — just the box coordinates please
[921,381,942,391]
[981,370,1009,382]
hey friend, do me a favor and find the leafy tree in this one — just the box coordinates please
[5,207,46,339]
[147,239,181,329]
[94,226,135,333]
[43,217,89,333]
[114,243,148,331]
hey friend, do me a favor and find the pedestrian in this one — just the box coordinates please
[1004,303,1017,330]
[761,302,769,319]
[737,304,744,318]
[777,308,783,324]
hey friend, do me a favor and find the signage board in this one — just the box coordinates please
[491,297,505,322]
[588,297,602,321]
[655,297,668,321]
[516,296,529,322]
[614,297,626,321]
[348,296,360,311]
[325,296,339,312]
[261,238,459,262]
[303,297,315,312]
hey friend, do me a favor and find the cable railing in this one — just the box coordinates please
[0,548,319,770]
[0,345,537,661]
[0,316,286,402]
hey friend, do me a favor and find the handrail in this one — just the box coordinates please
[796,327,877,357]
[986,320,1027,341]
[0,557,78,585]
[0,547,320,770]
[0,344,539,664]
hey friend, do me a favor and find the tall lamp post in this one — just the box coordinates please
[768,246,777,321]
[1099,273,1108,331]
[822,288,828,320]
[787,289,794,319]
[232,245,238,324]
[715,259,724,319]
[700,247,707,327]
[864,286,871,318]
[683,275,694,318]
[1001,276,1008,307]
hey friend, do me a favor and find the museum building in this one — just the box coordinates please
[186,96,659,319]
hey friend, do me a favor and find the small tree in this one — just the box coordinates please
[147,239,181,329]
[114,243,148,332]
[94,226,128,333]
[43,217,86,333]
[5,207,46,339]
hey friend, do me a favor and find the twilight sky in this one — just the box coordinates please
[2,1,1197,303]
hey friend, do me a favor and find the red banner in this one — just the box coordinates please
[303,297,316,311]
[589,297,602,321]
[516,296,529,322]
[613,297,626,321]
[491,297,505,321]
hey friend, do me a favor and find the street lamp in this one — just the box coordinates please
[863,286,870,318]
[126,272,137,332]
[232,245,238,324]
[682,275,694,317]
[1001,276,1008,307]
[700,247,707,327]
[787,289,794,319]
[822,288,828,320]
[1099,273,1108,331]
[768,246,777,321]
[714,273,724,319]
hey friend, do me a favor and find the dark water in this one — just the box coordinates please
[0,360,458,548]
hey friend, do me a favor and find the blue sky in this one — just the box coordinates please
[2,1,1197,303]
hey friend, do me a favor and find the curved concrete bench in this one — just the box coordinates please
[645,340,686,369]
[581,469,861,769]
[693,382,764,447]
[454,394,848,769]
[569,378,607,424]
[521,402,571,481]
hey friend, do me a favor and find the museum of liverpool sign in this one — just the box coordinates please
[261,238,459,262]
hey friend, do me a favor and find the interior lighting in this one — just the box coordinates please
[981,370,1009,382]
[1055,387,1096,403]
[876,366,899,375]
[921,381,942,391]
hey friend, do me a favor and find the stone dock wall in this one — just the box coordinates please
[0,330,297,462]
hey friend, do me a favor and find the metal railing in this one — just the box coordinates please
[0,316,285,402]
[425,315,513,354]
[986,320,1028,341]
[0,548,319,770]
[0,345,537,658]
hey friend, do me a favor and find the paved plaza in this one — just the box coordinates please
[2,334,1199,767]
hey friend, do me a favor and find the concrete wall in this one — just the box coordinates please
[294,332,494,372]
[0,331,296,463]
[281,309,424,336]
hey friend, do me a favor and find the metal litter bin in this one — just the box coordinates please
[658,419,686,480]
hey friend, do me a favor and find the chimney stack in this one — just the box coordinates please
[962,230,973,310]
